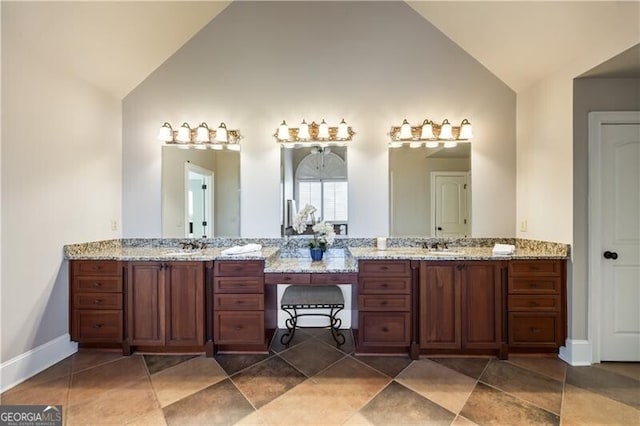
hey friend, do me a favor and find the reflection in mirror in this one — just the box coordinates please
[162,146,240,238]
[281,146,348,236]
[389,144,471,237]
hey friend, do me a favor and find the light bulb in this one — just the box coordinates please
[336,119,349,140]
[420,119,435,139]
[444,141,457,148]
[158,122,173,142]
[196,122,210,143]
[399,119,412,139]
[389,141,403,148]
[458,119,473,140]
[425,141,439,148]
[277,120,290,141]
[318,119,330,139]
[298,119,310,140]
[439,119,453,140]
[409,141,422,148]
[214,122,228,142]
[176,122,191,143]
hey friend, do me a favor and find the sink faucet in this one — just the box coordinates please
[422,241,448,250]
[181,241,207,250]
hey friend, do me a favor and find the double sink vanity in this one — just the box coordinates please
[66,238,568,360]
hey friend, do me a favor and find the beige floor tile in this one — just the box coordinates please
[562,384,640,426]
[233,409,269,425]
[507,354,567,382]
[67,379,159,425]
[312,357,390,411]
[396,358,477,414]
[1,375,70,407]
[342,412,375,425]
[71,349,125,373]
[151,356,227,407]
[69,355,148,406]
[594,361,640,381]
[451,414,478,425]
[126,408,167,426]
[258,379,357,426]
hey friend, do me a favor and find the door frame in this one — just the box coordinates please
[588,111,640,363]
[430,171,470,237]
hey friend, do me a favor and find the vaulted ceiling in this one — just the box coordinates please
[3,1,638,99]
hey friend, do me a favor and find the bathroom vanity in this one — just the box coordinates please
[67,239,567,359]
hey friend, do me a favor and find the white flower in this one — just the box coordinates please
[291,204,336,250]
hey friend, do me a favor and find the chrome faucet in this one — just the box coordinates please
[181,241,207,250]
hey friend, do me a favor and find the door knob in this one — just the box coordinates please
[437,227,443,231]
[603,251,618,260]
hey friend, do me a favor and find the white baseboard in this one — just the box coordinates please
[1,334,78,393]
[559,339,592,366]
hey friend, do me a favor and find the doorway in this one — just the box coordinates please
[185,163,214,238]
[589,111,640,362]
[430,171,471,237]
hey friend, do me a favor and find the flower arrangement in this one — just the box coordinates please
[292,204,336,251]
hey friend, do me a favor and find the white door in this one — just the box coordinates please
[431,172,470,238]
[597,120,640,361]
[185,163,214,238]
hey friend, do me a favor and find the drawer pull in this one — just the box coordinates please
[381,283,388,288]
[530,327,542,333]
[235,325,243,330]
[94,299,103,304]
[380,266,389,270]
[235,300,244,304]
[93,282,103,288]
[381,327,389,333]
[93,323,105,329]
[284,276,291,281]
[380,301,388,306]
[528,301,539,307]
[529,283,538,288]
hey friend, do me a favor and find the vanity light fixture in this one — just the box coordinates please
[389,117,473,149]
[159,121,242,150]
[275,119,355,147]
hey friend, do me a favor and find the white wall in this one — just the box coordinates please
[1,4,122,368]
[123,1,516,239]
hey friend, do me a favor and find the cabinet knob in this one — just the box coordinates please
[528,301,539,307]
[94,299,103,304]
[94,282,102,288]
[530,327,542,333]
[381,327,389,333]
[380,266,389,270]
[93,323,104,329]
[380,301,388,306]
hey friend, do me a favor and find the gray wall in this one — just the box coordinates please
[122,1,516,238]
[572,77,640,339]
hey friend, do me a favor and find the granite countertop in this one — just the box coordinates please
[348,246,568,260]
[65,246,280,261]
[264,250,358,273]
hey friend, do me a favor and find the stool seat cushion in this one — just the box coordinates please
[281,285,344,306]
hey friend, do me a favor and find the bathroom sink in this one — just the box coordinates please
[164,250,203,256]
[426,251,463,256]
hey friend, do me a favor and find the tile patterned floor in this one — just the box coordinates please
[1,329,639,425]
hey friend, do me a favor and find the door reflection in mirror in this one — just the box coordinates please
[186,164,213,238]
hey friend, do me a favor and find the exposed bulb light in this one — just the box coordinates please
[227,143,240,151]
[439,119,453,140]
[420,119,435,139]
[196,122,210,143]
[214,122,228,142]
[158,122,174,142]
[277,120,290,141]
[444,141,458,148]
[176,122,192,143]
[425,141,439,148]
[458,118,473,140]
[318,119,330,139]
[336,119,349,140]
[298,119,310,140]
[399,119,412,140]
[409,141,422,148]
[389,141,403,148]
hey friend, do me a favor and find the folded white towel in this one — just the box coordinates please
[221,243,262,256]
[492,243,515,255]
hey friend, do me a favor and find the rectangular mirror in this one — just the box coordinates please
[162,146,240,238]
[281,146,348,236]
[389,144,471,237]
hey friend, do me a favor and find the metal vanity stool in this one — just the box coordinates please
[280,285,345,346]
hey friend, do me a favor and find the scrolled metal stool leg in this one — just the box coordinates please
[280,306,298,346]
[329,306,345,346]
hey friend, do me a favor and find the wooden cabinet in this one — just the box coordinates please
[127,261,204,348]
[419,261,505,357]
[508,260,565,350]
[70,260,124,344]
[213,260,266,350]
[356,260,413,351]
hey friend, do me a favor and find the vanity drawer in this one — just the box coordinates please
[359,261,411,277]
[508,278,561,294]
[509,260,562,277]
[311,273,357,285]
[214,311,264,344]
[73,276,123,293]
[358,294,411,311]
[73,260,121,276]
[74,292,122,309]
[214,261,264,277]
[358,312,411,346]
[214,294,264,311]
[264,273,310,285]
[214,277,264,294]
[359,277,411,294]
[508,312,560,347]
[72,310,123,342]
[508,295,560,312]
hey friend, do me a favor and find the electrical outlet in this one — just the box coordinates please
[520,219,527,232]
[111,220,119,231]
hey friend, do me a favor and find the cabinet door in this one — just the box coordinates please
[128,262,165,346]
[165,262,204,346]
[461,262,502,349]
[420,263,461,349]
